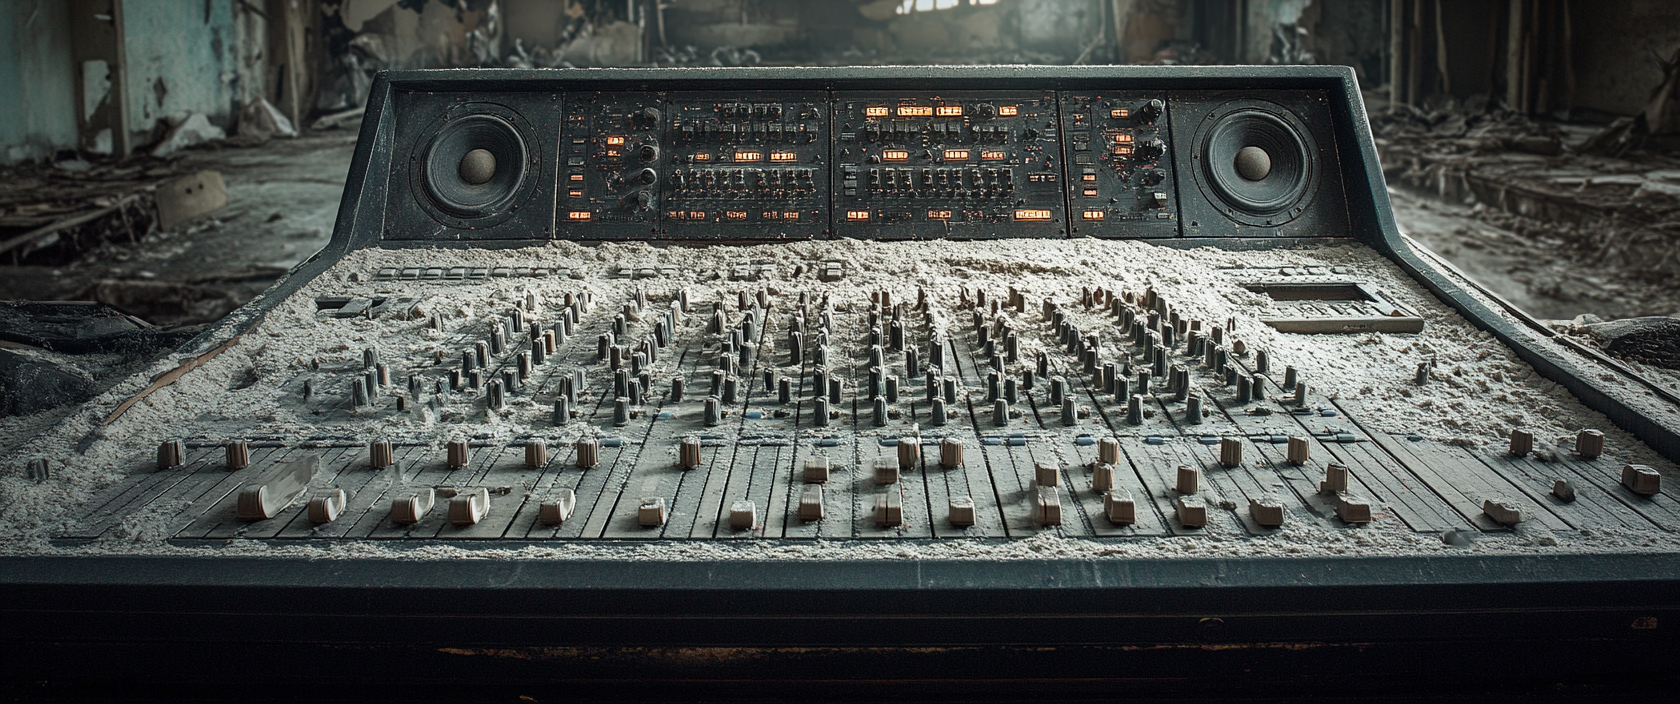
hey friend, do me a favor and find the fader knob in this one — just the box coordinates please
[638,144,659,162]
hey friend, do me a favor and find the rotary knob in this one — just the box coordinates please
[1134,139,1166,161]
[1138,98,1164,124]
[623,190,653,210]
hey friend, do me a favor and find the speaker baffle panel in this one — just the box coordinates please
[386,94,556,241]
[1171,93,1349,238]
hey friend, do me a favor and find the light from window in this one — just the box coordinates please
[898,0,995,14]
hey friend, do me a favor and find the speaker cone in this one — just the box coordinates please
[1196,103,1316,223]
[421,113,529,219]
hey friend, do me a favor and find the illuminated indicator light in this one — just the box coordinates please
[1114,146,1134,155]
[1082,174,1097,182]
[569,174,585,181]
[690,211,705,219]
[928,210,954,220]
[998,106,1019,116]
[865,106,890,117]
[734,151,763,162]
[567,211,593,221]
[785,211,800,220]
[846,210,871,221]
[1013,209,1052,221]
[606,136,626,145]
[943,149,970,160]
[1083,188,1099,197]
[936,106,963,117]
[693,153,712,162]
[605,149,622,158]
[1083,210,1106,220]
[726,211,749,221]
[1114,134,1133,142]
[981,150,1007,160]
[898,106,933,117]
[1110,109,1130,118]
[770,151,797,162]
[881,149,910,161]
[568,189,583,198]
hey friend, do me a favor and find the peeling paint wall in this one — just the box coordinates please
[0,0,79,163]
[121,0,241,141]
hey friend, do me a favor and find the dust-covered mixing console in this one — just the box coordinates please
[7,67,1679,695]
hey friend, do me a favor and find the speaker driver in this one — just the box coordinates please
[1193,100,1318,226]
[421,113,529,219]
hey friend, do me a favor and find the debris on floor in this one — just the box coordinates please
[1373,97,1680,321]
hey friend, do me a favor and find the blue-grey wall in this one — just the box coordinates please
[121,0,241,140]
[0,0,244,164]
[0,0,78,163]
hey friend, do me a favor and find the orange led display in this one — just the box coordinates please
[606,135,626,145]
[1114,133,1133,142]
[998,106,1019,116]
[928,210,954,220]
[980,150,1007,160]
[1013,209,1052,221]
[943,149,970,160]
[726,211,749,221]
[770,151,797,162]
[881,149,910,161]
[734,151,763,162]
[1082,173,1097,182]
[1083,188,1099,197]
[846,210,871,221]
[1114,146,1134,155]
[569,174,584,181]
[693,152,711,161]
[865,106,890,117]
[567,211,592,221]
[936,106,963,116]
[897,106,933,117]
[1082,210,1106,220]
[1110,108,1130,118]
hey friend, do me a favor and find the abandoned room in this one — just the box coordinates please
[3,0,1680,699]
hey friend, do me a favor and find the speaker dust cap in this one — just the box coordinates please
[1194,99,1319,226]
[410,103,539,227]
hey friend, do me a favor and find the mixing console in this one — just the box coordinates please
[8,69,1680,689]
[50,238,1678,544]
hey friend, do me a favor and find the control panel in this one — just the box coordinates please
[832,91,1064,239]
[1061,91,1179,238]
[661,92,830,239]
[558,92,665,238]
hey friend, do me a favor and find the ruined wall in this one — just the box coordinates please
[0,0,78,163]
[121,0,241,140]
[1570,0,1680,117]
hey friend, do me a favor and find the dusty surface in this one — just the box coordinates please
[2,236,1676,561]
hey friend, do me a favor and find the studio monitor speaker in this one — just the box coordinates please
[384,94,559,241]
[1170,92,1349,238]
